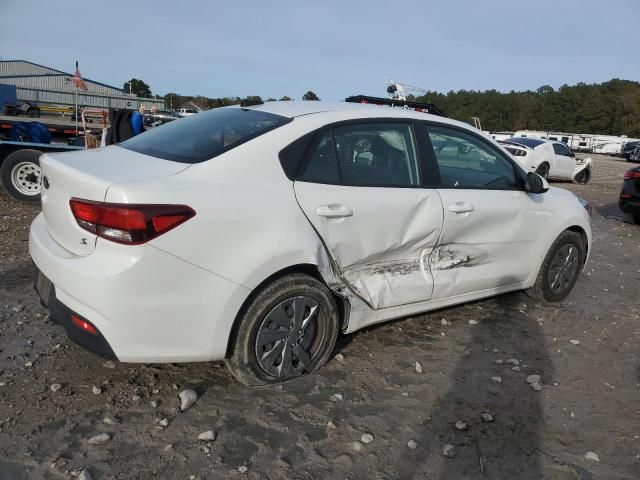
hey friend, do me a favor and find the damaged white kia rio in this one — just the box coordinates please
[30,101,592,385]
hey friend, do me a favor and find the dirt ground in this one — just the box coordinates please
[0,155,638,480]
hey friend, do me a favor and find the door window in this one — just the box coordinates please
[552,143,572,156]
[427,126,519,190]
[300,131,341,184]
[300,123,420,187]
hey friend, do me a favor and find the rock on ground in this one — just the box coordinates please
[179,389,198,411]
[87,433,111,445]
[198,430,216,441]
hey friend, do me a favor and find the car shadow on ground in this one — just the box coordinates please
[344,292,552,480]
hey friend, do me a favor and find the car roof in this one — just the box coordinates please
[245,101,474,130]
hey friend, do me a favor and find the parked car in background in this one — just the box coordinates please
[30,102,592,386]
[499,137,591,184]
[619,165,640,224]
[620,140,640,162]
[175,108,198,117]
[143,110,180,127]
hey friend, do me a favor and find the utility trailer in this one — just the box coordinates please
[0,140,83,202]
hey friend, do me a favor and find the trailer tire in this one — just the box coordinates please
[28,108,41,118]
[0,149,43,203]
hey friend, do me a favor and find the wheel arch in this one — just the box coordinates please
[566,224,589,265]
[225,262,348,358]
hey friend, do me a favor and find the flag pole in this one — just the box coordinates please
[74,61,79,133]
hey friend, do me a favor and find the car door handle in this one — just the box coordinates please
[315,204,353,218]
[448,202,474,214]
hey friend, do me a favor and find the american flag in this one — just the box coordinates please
[73,61,88,91]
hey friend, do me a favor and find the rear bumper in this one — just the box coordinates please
[35,270,116,358]
[619,181,640,213]
[29,212,251,363]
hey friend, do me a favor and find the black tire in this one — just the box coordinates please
[623,212,640,225]
[573,168,591,185]
[28,108,40,118]
[0,149,43,203]
[535,162,550,179]
[226,273,339,386]
[526,230,585,302]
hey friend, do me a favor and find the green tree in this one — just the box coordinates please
[302,91,320,101]
[279,96,292,101]
[124,78,152,97]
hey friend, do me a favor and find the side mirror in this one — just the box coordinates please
[525,172,549,194]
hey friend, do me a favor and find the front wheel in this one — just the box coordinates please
[573,168,591,185]
[0,149,43,203]
[226,273,339,386]
[526,230,585,302]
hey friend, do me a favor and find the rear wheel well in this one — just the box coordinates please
[225,263,347,358]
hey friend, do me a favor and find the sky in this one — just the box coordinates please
[1,0,639,101]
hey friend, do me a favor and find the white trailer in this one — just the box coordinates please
[513,130,640,154]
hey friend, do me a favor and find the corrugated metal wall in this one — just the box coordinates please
[16,88,164,109]
[0,60,165,109]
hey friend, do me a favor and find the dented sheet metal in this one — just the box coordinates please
[431,189,545,299]
[431,243,489,270]
[294,182,444,310]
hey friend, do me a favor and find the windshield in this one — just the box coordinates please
[121,107,290,163]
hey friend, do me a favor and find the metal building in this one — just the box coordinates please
[0,60,164,110]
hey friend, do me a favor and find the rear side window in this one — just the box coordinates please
[302,131,341,183]
[300,123,420,187]
[121,108,290,163]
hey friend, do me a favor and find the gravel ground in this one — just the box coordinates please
[0,155,638,480]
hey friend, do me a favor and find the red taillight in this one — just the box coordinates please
[71,314,98,335]
[623,170,640,180]
[69,199,195,245]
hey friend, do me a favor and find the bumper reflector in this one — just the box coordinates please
[71,314,98,335]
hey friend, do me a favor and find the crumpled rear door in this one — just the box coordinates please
[294,181,444,310]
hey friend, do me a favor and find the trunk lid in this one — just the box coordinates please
[39,145,191,255]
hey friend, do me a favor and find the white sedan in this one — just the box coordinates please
[30,102,592,385]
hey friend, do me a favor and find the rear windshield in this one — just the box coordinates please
[120,107,290,163]
[508,137,545,148]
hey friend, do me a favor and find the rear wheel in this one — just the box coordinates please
[535,162,550,179]
[623,212,640,225]
[226,273,339,386]
[0,149,43,203]
[526,230,585,302]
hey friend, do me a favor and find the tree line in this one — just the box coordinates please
[412,79,640,136]
[125,76,640,136]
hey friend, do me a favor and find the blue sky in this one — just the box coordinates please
[1,0,639,100]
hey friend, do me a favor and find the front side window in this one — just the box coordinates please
[300,123,420,187]
[427,126,519,190]
[552,143,571,156]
